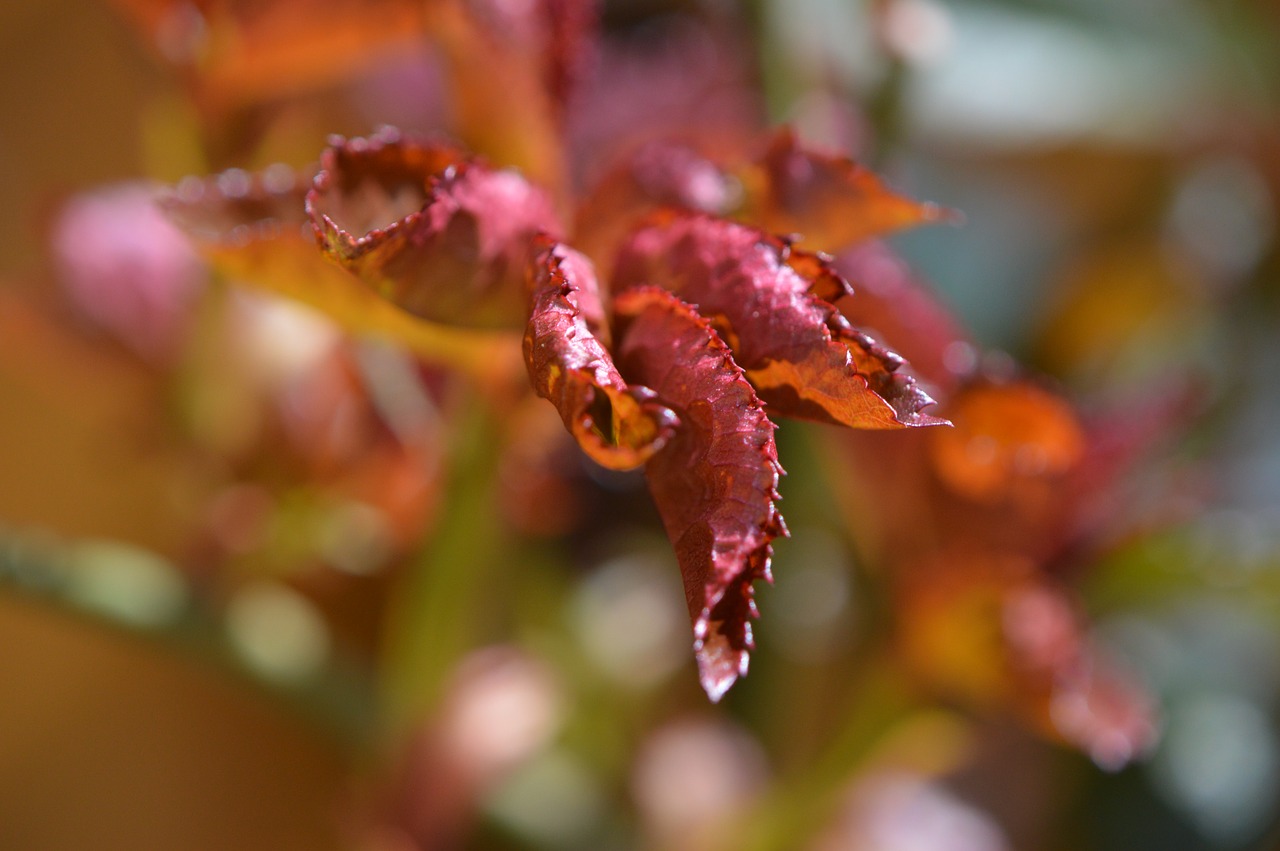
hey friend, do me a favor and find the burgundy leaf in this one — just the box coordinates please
[524,238,678,470]
[307,127,561,329]
[613,286,787,701]
[613,213,948,429]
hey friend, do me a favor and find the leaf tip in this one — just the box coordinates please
[694,614,751,703]
[922,201,965,227]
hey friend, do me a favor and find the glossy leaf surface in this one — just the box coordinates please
[613,214,947,429]
[613,286,787,701]
[523,238,678,470]
[308,128,561,329]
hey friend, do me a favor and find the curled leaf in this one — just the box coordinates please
[162,161,517,379]
[613,213,947,429]
[524,238,678,470]
[613,286,787,701]
[737,129,954,251]
[307,128,561,329]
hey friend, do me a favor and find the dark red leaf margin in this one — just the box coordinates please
[613,213,948,429]
[613,286,788,701]
[524,237,679,469]
[307,127,561,329]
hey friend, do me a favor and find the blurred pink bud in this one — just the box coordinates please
[373,647,562,850]
[816,772,1010,851]
[52,183,206,361]
[631,717,768,847]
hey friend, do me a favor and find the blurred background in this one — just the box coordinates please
[2,0,1279,849]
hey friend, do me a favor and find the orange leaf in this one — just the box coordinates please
[737,128,954,251]
[109,0,427,110]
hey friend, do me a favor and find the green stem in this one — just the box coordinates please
[377,393,509,737]
[726,651,915,851]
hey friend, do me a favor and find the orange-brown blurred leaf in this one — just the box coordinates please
[613,286,787,701]
[426,0,596,188]
[928,380,1086,505]
[737,129,953,252]
[897,555,1158,769]
[109,0,427,110]
[523,238,678,471]
[612,213,948,430]
[307,128,561,330]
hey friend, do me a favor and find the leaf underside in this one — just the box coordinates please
[161,162,516,374]
[523,238,679,470]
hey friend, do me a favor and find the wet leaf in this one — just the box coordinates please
[612,213,948,429]
[308,128,561,330]
[612,286,787,701]
[162,159,517,379]
[523,238,678,471]
[737,129,953,251]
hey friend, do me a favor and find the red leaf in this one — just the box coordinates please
[612,286,787,701]
[738,128,954,251]
[523,238,678,470]
[613,213,948,429]
[307,128,561,329]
